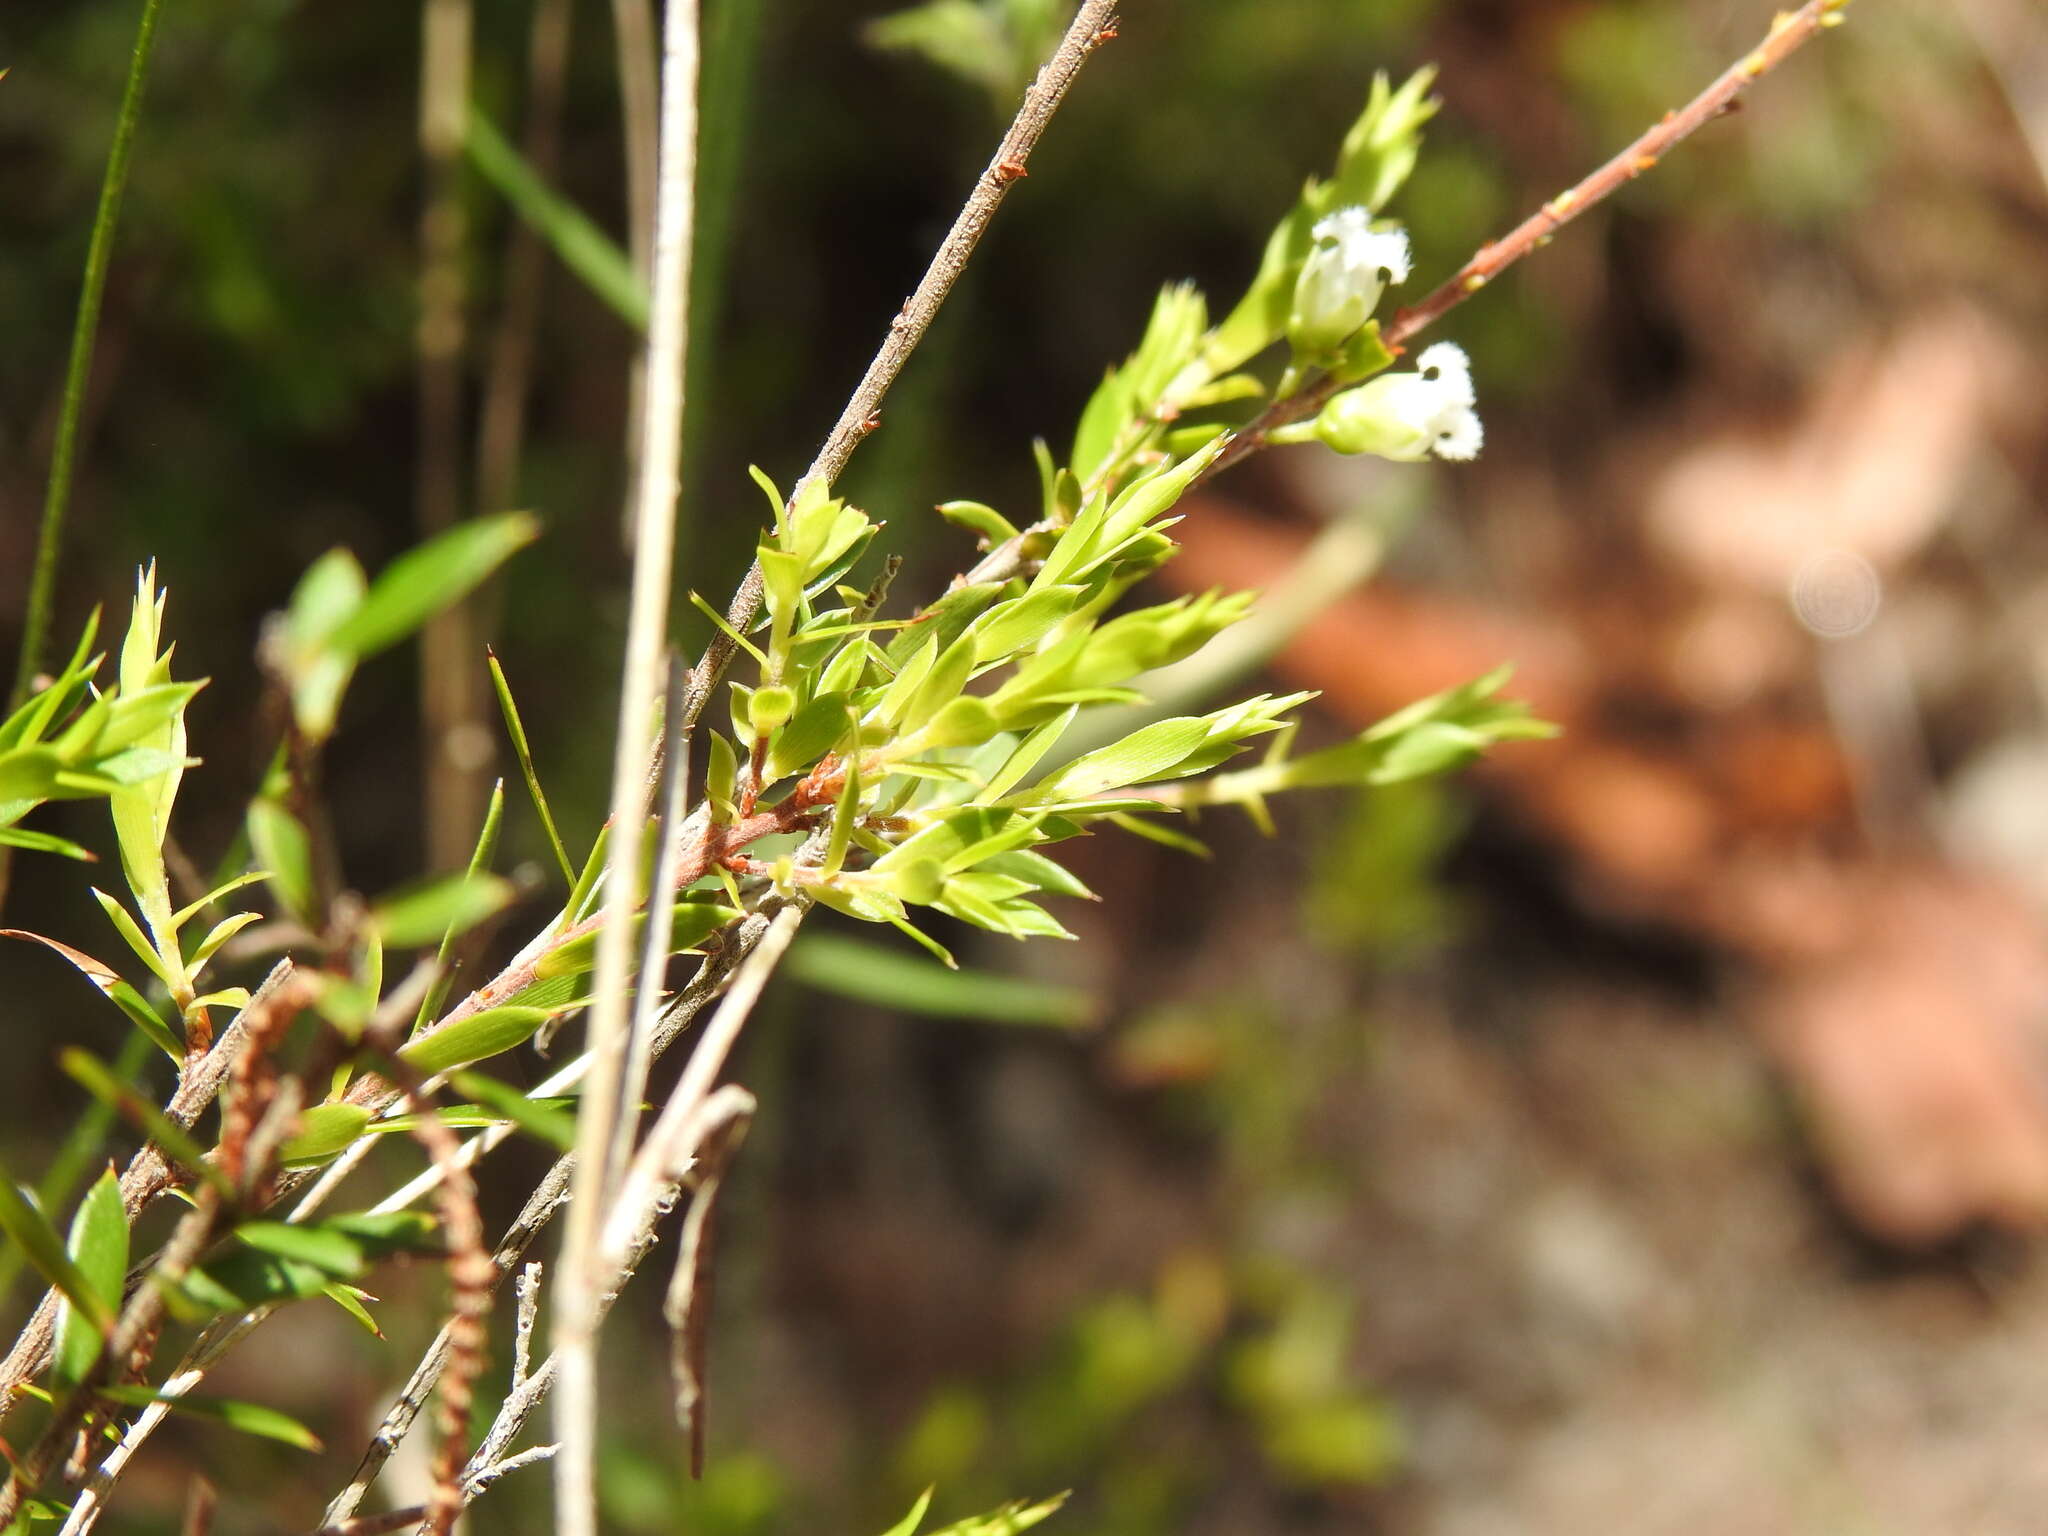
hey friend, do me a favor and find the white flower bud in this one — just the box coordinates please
[1288,208,1412,355]
[1312,341,1483,462]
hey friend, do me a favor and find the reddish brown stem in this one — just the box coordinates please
[1206,0,1854,482]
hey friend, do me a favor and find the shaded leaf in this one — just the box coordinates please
[325,513,541,661]
[54,1168,127,1388]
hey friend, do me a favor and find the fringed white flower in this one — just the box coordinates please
[1298,340,1484,463]
[1288,207,1413,354]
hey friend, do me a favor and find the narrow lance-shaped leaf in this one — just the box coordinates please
[466,107,648,332]
[786,933,1093,1029]
[0,928,183,1061]
[324,512,541,661]
[370,869,515,950]
[488,653,575,886]
[94,1385,324,1452]
[54,1167,128,1388]
[0,1163,115,1345]
[448,1070,576,1153]
[59,1049,229,1194]
[397,1005,556,1076]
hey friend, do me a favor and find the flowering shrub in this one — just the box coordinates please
[0,1,1852,1530]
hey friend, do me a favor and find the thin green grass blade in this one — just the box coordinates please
[466,106,649,331]
[10,0,168,711]
[487,652,575,886]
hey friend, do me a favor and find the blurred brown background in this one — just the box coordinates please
[5,0,2048,1530]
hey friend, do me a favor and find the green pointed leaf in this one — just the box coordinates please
[929,1492,1070,1536]
[786,933,1091,1028]
[322,1211,441,1255]
[325,513,540,661]
[369,872,515,949]
[0,928,183,1062]
[885,584,1004,668]
[1041,718,1213,800]
[88,887,173,990]
[95,1385,324,1452]
[0,1165,114,1346]
[765,691,856,782]
[279,1104,376,1168]
[534,902,739,981]
[54,1168,127,1387]
[937,500,1021,546]
[879,1488,935,1536]
[488,653,575,887]
[322,1282,383,1337]
[233,1221,365,1279]
[448,1071,576,1153]
[59,1050,228,1194]
[0,825,95,860]
[397,1005,555,1076]
[170,871,268,930]
[247,797,315,925]
[466,107,647,331]
[188,911,262,972]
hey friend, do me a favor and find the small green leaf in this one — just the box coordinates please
[0,1166,113,1344]
[188,910,261,972]
[59,1050,228,1194]
[369,872,515,949]
[488,654,576,887]
[936,500,1021,546]
[906,634,979,730]
[764,692,855,782]
[279,1104,375,1168]
[177,1251,333,1314]
[325,513,541,661]
[1108,811,1211,859]
[95,1385,324,1452]
[0,927,183,1061]
[448,1071,576,1152]
[787,933,1092,1028]
[879,1488,935,1536]
[54,1168,127,1388]
[247,796,316,926]
[89,887,174,990]
[929,1492,1070,1536]
[534,902,738,981]
[466,107,648,332]
[322,1282,383,1337]
[233,1221,365,1279]
[397,1005,555,1076]
[170,871,269,931]
[0,825,96,860]
[1041,718,1213,800]
[885,584,1004,668]
[705,731,740,823]
[921,695,1000,750]
[878,636,938,727]
[325,1209,439,1246]
[967,586,1089,667]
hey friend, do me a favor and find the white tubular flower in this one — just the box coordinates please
[1311,341,1484,462]
[1288,207,1413,355]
